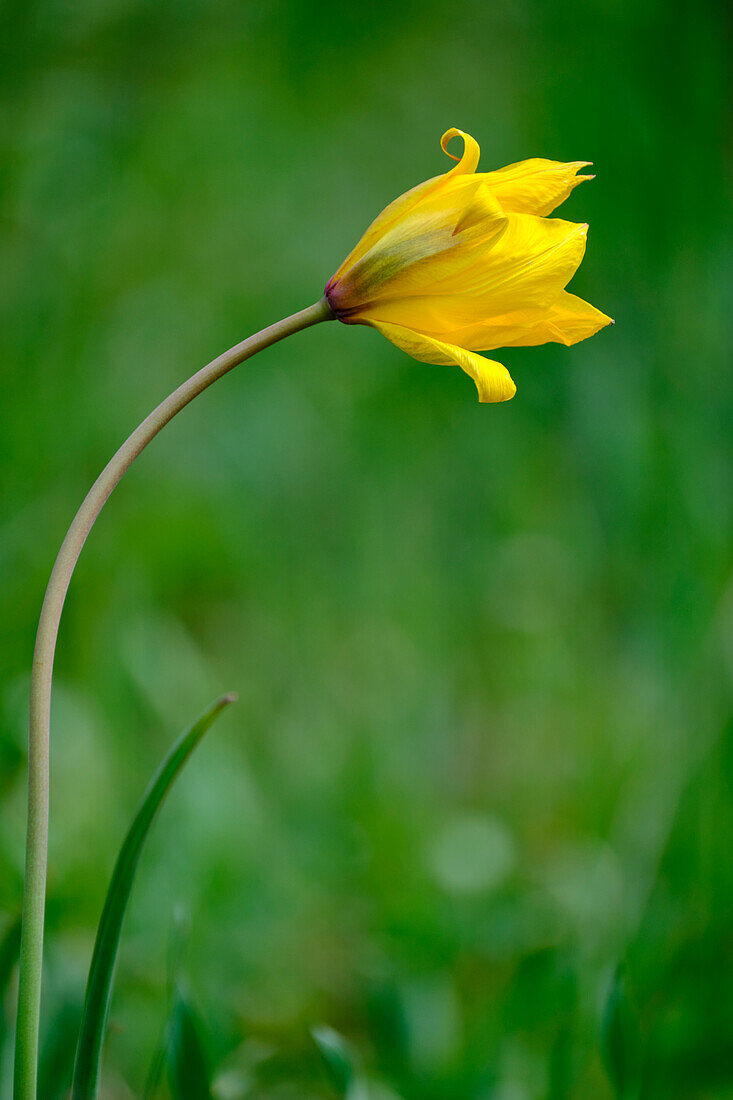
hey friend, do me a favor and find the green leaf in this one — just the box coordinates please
[166,989,214,1100]
[0,915,21,992]
[313,1026,368,1100]
[600,965,642,1100]
[0,915,21,1039]
[144,908,194,1100]
[143,1033,166,1100]
[71,694,236,1100]
[38,1001,83,1100]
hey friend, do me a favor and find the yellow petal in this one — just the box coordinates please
[483,159,594,216]
[368,320,516,403]
[452,182,506,236]
[440,128,481,174]
[353,215,589,325]
[390,291,613,351]
[330,129,481,281]
[485,292,613,348]
[333,180,506,309]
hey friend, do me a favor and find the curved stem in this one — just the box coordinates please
[13,297,334,1099]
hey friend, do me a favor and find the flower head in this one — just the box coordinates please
[325,128,612,402]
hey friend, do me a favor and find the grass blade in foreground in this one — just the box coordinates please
[71,694,236,1100]
[0,916,21,1064]
[165,988,213,1100]
[601,965,642,1100]
[312,1026,369,1100]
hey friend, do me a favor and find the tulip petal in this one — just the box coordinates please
[354,215,589,324]
[452,183,506,236]
[439,215,589,310]
[330,177,443,282]
[483,159,594,216]
[330,180,506,313]
[441,128,481,175]
[393,291,613,351]
[329,130,482,284]
[489,292,613,348]
[368,320,517,403]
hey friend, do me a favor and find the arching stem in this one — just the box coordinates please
[13,297,335,1099]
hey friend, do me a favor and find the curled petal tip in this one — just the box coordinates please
[440,127,480,174]
[479,378,517,404]
[441,127,465,162]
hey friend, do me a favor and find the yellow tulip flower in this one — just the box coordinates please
[325,128,612,402]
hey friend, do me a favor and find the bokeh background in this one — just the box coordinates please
[1,0,732,1096]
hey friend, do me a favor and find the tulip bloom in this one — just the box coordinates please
[325,128,612,402]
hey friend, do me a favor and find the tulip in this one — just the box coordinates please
[325,128,612,402]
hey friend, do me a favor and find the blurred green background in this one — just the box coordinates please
[1,0,732,1096]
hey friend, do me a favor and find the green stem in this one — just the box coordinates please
[13,297,334,1099]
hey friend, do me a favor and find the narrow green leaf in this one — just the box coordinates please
[144,907,194,1100]
[38,1001,83,1100]
[600,965,642,1100]
[71,694,236,1100]
[166,989,213,1100]
[0,915,21,1061]
[547,1019,574,1100]
[143,1033,166,1100]
[313,1026,368,1100]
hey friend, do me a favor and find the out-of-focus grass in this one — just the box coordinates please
[1,0,731,1096]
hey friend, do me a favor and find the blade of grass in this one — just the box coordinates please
[38,1001,83,1100]
[166,988,213,1100]
[0,915,21,1066]
[144,907,194,1100]
[313,1026,369,1100]
[601,965,642,1100]
[71,693,236,1100]
[143,1033,166,1100]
